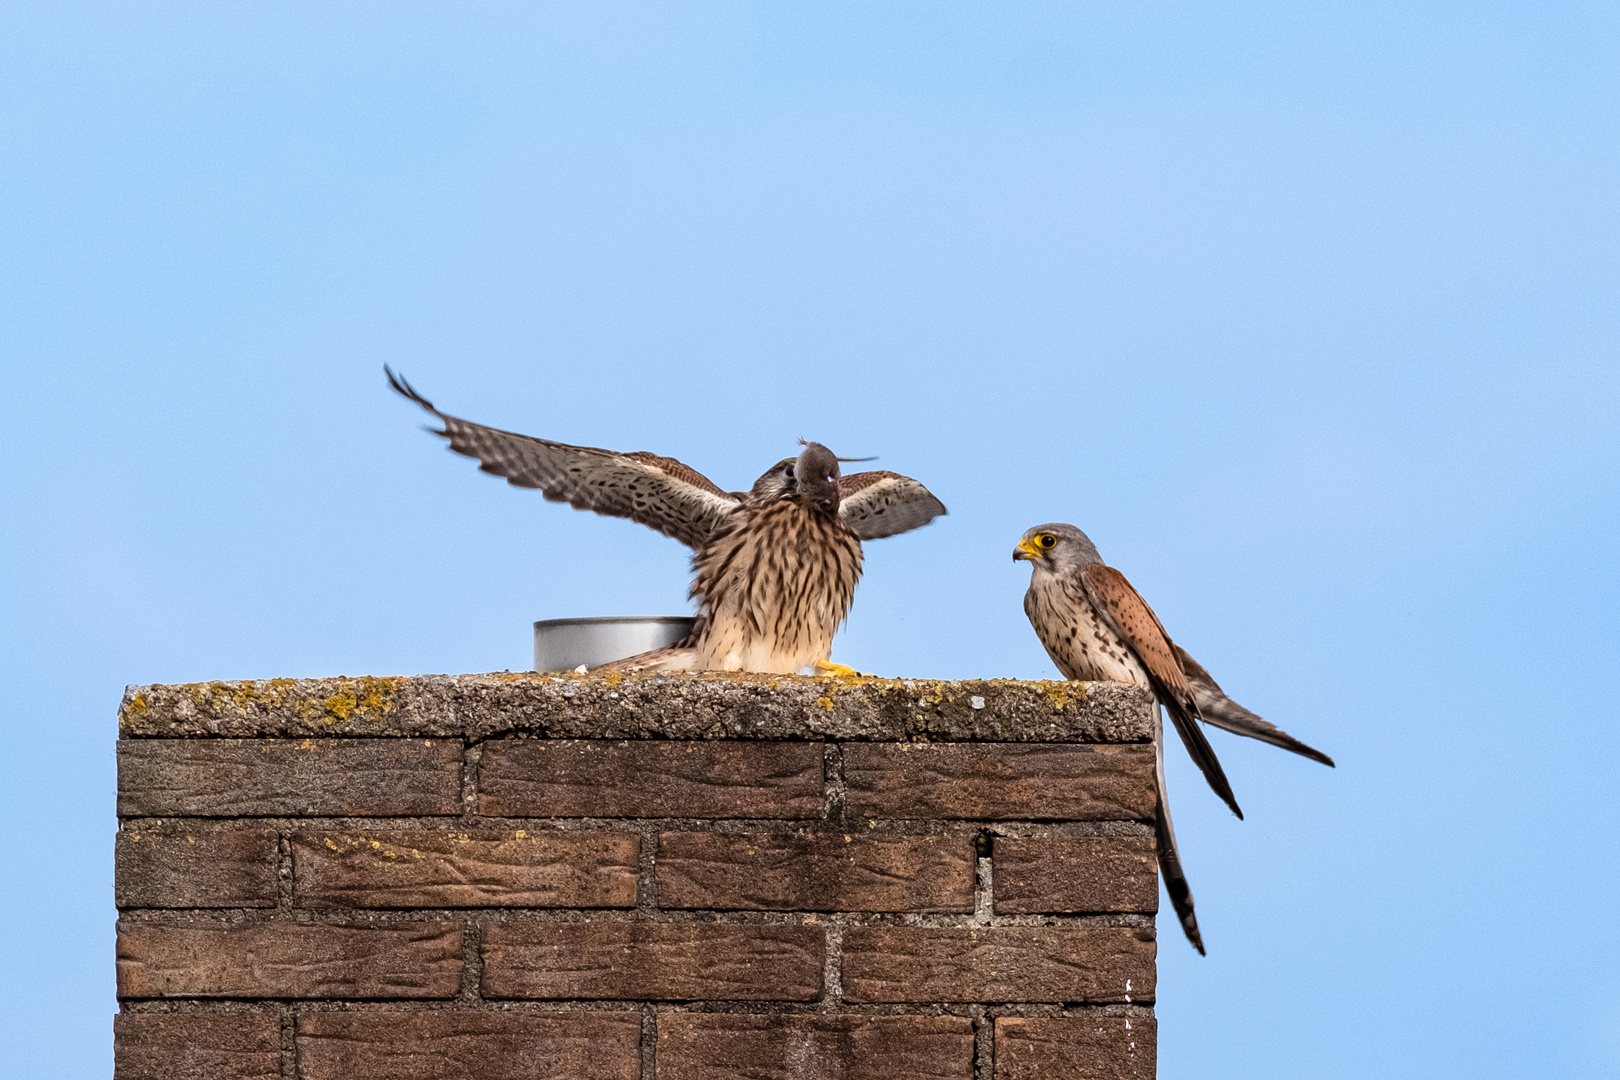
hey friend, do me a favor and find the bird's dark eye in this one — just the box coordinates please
[784,465,794,478]
[1037,534,1057,549]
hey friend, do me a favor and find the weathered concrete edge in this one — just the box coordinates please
[119,672,1155,742]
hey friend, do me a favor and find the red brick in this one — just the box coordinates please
[482,922,824,1001]
[657,1013,973,1080]
[298,1010,640,1080]
[113,1012,280,1080]
[479,740,823,818]
[658,831,974,912]
[117,739,462,817]
[841,926,1155,1003]
[995,1017,1155,1080]
[116,921,462,999]
[993,836,1158,914]
[293,830,638,909]
[843,743,1155,821]
[116,830,278,909]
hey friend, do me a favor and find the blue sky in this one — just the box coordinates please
[2,3,1617,1077]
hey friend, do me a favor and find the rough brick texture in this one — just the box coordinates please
[994,835,1160,914]
[483,922,826,1000]
[843,742,1157,820]
[113,1012,281,1080]
[994,1017,1157,1080]
[658,1013,976,1080]
[116,922,463,999]
[298,1011,642,1080]
[115,829,278,909]
[115,671,1160,1077]
[118,738,462,816]
[479,739,825,818]
[293,829,639,909]
[658,831,975,912]
[841,926,1156,1003]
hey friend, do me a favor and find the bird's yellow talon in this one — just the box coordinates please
[814,661,859,678]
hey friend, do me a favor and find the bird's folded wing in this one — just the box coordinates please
[1172,645,1336,767]
[1078,563,1243,820]
[837,471,947,540]
[387,368,740,549]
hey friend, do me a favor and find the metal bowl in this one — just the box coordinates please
[532,616,695,673]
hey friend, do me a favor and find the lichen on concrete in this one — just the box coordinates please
[119,672,1154,742]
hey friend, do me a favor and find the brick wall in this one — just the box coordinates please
[114,672,1161,1080]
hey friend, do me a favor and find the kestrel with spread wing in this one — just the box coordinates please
[1014,522,1332,954]
[388,368,946,674]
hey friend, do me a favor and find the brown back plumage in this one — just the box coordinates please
[1077,562,1242,821]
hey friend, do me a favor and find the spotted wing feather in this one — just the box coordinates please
[387,368,739,548]
[1079,563,1243,820]
[837,471,947,540]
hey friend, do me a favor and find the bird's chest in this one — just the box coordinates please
[1025,576,1150,687]
[694,501,863,648]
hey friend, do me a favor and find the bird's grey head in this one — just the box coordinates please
[794,441,843,514]
[1013,523,1102,573]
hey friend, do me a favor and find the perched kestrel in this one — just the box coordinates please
[388,369,946,674]
[1014,522,1332,954]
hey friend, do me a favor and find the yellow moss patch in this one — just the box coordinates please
[1038,679,1087,711]
[169,676,403,725]
[321,677,401,724]
[323,689,359,722]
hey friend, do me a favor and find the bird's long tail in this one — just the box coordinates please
[593,645,698,673]
[1162,697,1243,820]
[1154,705,1205,955]
[593,621,704,673]
[1173,646,1335,768]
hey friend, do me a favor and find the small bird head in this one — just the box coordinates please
[1013,523,1103,572]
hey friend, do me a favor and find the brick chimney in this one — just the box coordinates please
[115,672,1160,1079]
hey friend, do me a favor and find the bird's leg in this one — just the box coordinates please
[813,660,859,677]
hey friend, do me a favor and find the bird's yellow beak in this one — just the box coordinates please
[1013,537,1044,562]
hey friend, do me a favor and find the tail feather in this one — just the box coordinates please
[593,620,704,673]
[1174,646,1336,768]
[1154,706,1205,955]
[1163,694,1244,820]
[592,645,697,673]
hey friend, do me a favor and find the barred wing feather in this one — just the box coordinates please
[387,367,739,549]
[837,471,947,541]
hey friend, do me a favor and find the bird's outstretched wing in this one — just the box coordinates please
[387,368,740,549]
[1173,645,1336,768]
[837,471,947,540]
[1078,563,1244,820]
